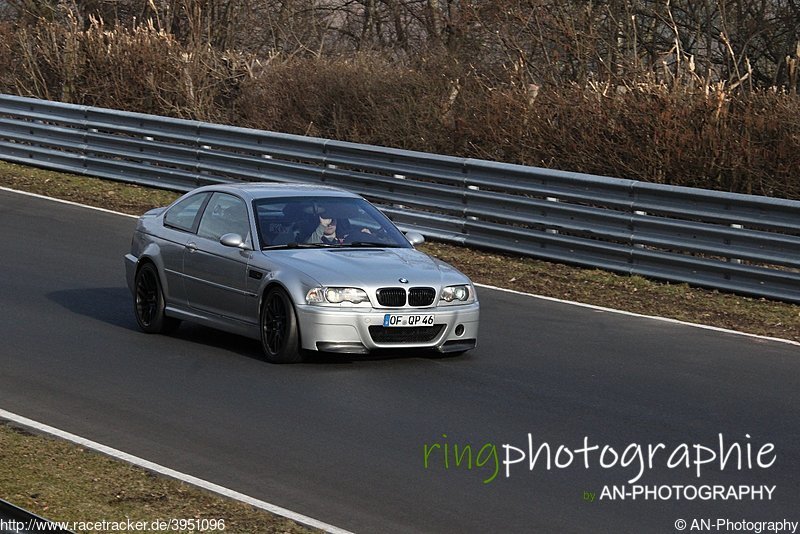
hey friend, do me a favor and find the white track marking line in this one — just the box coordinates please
[0,408,355,534]
[476,283,799,347]
[2,186,797,347]
[0,186,139,218]
[0,184,796,532]
[0,186,356,531]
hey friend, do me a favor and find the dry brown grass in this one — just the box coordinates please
[1,14,799,199]
[0,423,317,534]
[6,14,254,120]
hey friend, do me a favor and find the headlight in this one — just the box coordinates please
[439,284,473,304]
[306,287,370,305]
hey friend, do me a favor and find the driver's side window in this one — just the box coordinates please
[197,193,250,243]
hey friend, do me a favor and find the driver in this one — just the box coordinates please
[306,206,372,244]
[307,215,342,244]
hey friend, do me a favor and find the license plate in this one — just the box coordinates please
[383,314,435,327]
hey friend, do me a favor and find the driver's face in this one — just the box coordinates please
[320,216,337,235]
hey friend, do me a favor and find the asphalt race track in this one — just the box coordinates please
[1,188,799,533]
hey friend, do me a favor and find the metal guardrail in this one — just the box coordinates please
[1,93,799,303]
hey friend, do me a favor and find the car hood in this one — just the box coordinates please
[262,247,466,287]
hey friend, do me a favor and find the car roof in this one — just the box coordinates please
[190,182,362,202]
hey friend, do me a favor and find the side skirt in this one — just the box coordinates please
[165,305,261,340]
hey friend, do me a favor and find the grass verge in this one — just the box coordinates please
[0,423,317,533]
[0,159,798,531]
[1,160,796,342]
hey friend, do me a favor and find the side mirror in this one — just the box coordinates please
[220,233,250,250]
[405,231,425,246]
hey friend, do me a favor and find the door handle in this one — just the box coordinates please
[186,242,198,252]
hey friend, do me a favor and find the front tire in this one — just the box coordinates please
[260,287,302,363]
[134,262,180,334]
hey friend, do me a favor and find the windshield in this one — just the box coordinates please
[254,196,412,249]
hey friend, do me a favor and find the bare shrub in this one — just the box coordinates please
[447,77,800,198]
[233,53,459,151]
[1,3,799,200]
[0,22,15,89]
[8,13,254,120]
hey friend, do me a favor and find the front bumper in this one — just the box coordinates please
[295,302,480,354]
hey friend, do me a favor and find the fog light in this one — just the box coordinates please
[455,324,465,336]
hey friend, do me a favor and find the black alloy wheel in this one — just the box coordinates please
[260,287,302,363]
[134,262,179,334]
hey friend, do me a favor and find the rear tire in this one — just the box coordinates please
[134,262,180,334]
[260,287,302,363]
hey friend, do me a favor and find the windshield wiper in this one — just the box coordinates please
[261,242,333,250]
[263,241,403,250]
[337,242,402,248]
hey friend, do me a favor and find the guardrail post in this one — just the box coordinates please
[729,223,743,264]
[546,197,559,234]
[390,174,408,210]
[466,185,479,221]
[633,210,647,249]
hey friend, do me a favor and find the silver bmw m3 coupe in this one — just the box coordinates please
[125,183,479,362]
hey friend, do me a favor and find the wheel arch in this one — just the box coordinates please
[132,256,180,334]
[258,281,304,349]
[133,243,172,299]
[258,279,300,332]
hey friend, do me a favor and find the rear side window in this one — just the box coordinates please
[164,193,209,232]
